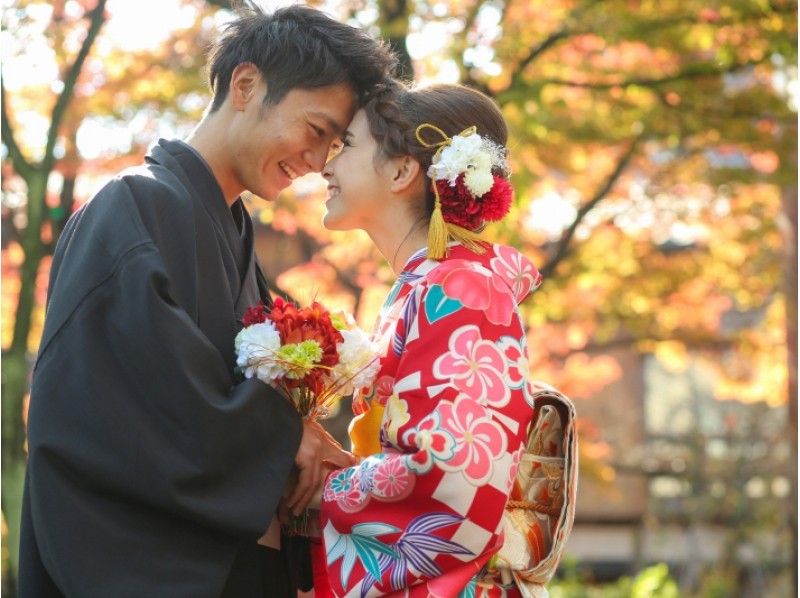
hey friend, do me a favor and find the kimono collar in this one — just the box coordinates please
[147,139,244,234]
[400,241,467,276]
[399,247,429,274]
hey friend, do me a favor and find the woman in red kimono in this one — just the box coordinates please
[315,82,542,597]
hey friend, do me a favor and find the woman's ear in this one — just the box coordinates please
[230,62,261,110]
[388,156,422,194]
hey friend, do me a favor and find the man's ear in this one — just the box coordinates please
[229,62,262,110]
[388,156,423,194]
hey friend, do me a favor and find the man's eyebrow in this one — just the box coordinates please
[309,111,347,136]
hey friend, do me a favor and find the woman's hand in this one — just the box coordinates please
[309,420,357,469]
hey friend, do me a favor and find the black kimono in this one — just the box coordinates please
[19,139,302,597]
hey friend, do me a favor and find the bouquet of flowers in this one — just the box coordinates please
[235,297,381,420]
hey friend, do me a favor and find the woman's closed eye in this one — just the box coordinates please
[327,139,344,161]
[327,137,352,161]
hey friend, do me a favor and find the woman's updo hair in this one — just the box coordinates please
[363,80,509,225]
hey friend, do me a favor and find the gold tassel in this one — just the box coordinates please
[446,223,487,255]
[416,123,488,260]
[427,198,449,260]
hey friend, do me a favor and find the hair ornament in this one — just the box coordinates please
[415,123,513,260]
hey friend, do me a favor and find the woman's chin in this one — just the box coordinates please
[322,212,351,231]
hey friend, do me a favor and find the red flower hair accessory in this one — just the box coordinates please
[415,123,513,259]
[435,173,513,231]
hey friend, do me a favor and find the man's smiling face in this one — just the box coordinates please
[228,78,356,201]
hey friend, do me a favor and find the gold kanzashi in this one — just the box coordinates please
[415,123,487,260]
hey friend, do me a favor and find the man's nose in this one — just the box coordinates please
[304,145,329,173]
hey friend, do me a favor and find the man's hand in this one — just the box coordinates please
[287,420,323,516]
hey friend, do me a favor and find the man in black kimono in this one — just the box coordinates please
[18,5,396,597]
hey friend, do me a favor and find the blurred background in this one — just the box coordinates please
[1,0,796,596]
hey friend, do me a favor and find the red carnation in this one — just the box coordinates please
[435,176,483,230]
[241,302,268,326]
[267,297,343,391]
[481,175,513,222]
[434,173,513,229]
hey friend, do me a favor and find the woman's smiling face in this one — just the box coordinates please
[321,110,393,232]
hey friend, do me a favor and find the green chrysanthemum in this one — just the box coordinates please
[275,340,323,379]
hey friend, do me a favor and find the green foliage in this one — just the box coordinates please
[551,562,680,598]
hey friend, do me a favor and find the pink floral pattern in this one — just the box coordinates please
[373,375,396,405]
[324,454,416,513]
[320,244,541,597]
[427,259,518,326]
[508,445,525,493]
[325,468,369,513]
[498,335,529,389]
[436,395,507,485]
[490,244,543,302]
[371,455,415,500]
[523,379,537,408]
[433,325,510,408]
[402,411,457,474]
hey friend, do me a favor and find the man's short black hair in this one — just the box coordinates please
[207,4,397,112]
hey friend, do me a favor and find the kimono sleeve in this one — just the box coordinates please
[320,269,534,596]
[27,241,302,543]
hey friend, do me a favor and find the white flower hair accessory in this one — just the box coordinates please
[427,130,508,197]
[415,123,513,260]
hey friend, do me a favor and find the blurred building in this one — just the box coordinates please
[565,341,792,592]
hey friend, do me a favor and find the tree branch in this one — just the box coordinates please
[619,3,797,37]
[454,1,493,94]
[461,1,595,96]
[501,0,599,94]
[379,0,413,81]
[508,27,573,90]
[41,0,107,175]
[536,59,768,91]
[543,333,735,360]
[540,135,642,279]
[0,80,34,181]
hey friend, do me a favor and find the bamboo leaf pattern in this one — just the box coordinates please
[352,522,401,538]
[406,512,463,534]
[383,271,424,309]
[327,522,399,589]
[392,286,419,356]
[356,512,474,594]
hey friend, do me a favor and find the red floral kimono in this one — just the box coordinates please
[319,243,542,597]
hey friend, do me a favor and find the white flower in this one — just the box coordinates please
[427,132,507,197]
[234,321,284,382]
[463,152,494,197]
[449,133,484,161]
[429,133,484,184]
[464,169,495,197]
[329,328,381,395]
[480,137,508,173]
